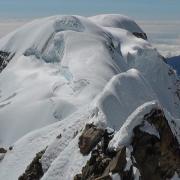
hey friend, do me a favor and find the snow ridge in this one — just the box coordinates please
[0,14,179,180]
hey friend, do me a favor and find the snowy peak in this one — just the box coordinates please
[89,14,143,33]
[0,14,180,180]
[89,14,148,40]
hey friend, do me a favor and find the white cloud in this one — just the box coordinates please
[152,43,180,57]
[138,21,180,57]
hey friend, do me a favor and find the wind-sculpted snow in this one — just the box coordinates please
[0,14,180,180]
[91,69,157,130]
[89,14,144,33]
[108,101,159,150]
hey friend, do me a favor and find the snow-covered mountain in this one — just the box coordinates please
[167,55,180,76]
[0,14,179,180]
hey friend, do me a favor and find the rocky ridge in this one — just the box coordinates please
[75,108,180,180]
[0,14,180,180]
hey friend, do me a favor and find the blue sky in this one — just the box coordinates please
[0,0,180,20]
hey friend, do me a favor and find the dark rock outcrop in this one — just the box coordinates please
[18,149,46,180]
[0,51,15,73]
[75,108,180,180]
[103,147,126,174]
[78,124,104,155]
[0,147,7,154]
[132,109,180,180]
[76,126,129,180]
[0,147,7,161]
[132,32,147,40]
[74,149,112,180]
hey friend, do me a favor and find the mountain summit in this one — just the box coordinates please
[0,14,179,180]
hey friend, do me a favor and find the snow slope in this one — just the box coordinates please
[0,14,180,180]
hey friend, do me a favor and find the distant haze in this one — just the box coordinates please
[0,18,179,58]
[0,20,27,38]
[0,0,179,57]
[139,21,180,57]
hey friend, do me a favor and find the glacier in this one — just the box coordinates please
[0,14,179,180]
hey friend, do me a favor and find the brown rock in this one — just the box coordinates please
[103,147,126,176]
[109,147,126,173]
[132,108,180,180]
[75,108,180,180]
[75,126,129,180]
[18,149,46,180]
[79,124,104,155]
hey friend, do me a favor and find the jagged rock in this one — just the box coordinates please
[0,147,7,161]
[75,128,114,180]
[75,128,127,180]
[0,147,7,154]
[132,108,180,180]
[0,51,9,64]
[78,124,104,155]
[76,108,180,180]
[0,51,15,73]
[18,149,46,180]
[75,145,127,180]
[74,148,111,180]
[132,32,147,40]
[103,147,126,176]
[76,124,135,180]
[132,126,161,180]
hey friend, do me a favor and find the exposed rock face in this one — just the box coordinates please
[76,108,180,180]
[0,147,7,154]
[76,126,130,180]
[74,149,112,180]
[0,51,15,73]
[0,147,7,161]
[132,32,147,40]
[132,109,180,180]
[18,149,46,180]
[78,124,104,155]
[102,147,127,177]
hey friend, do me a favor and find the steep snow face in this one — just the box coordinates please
[91,69,157,129]
[103,27,180,118]
[0,15,128,146]
[0,14,180,180]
